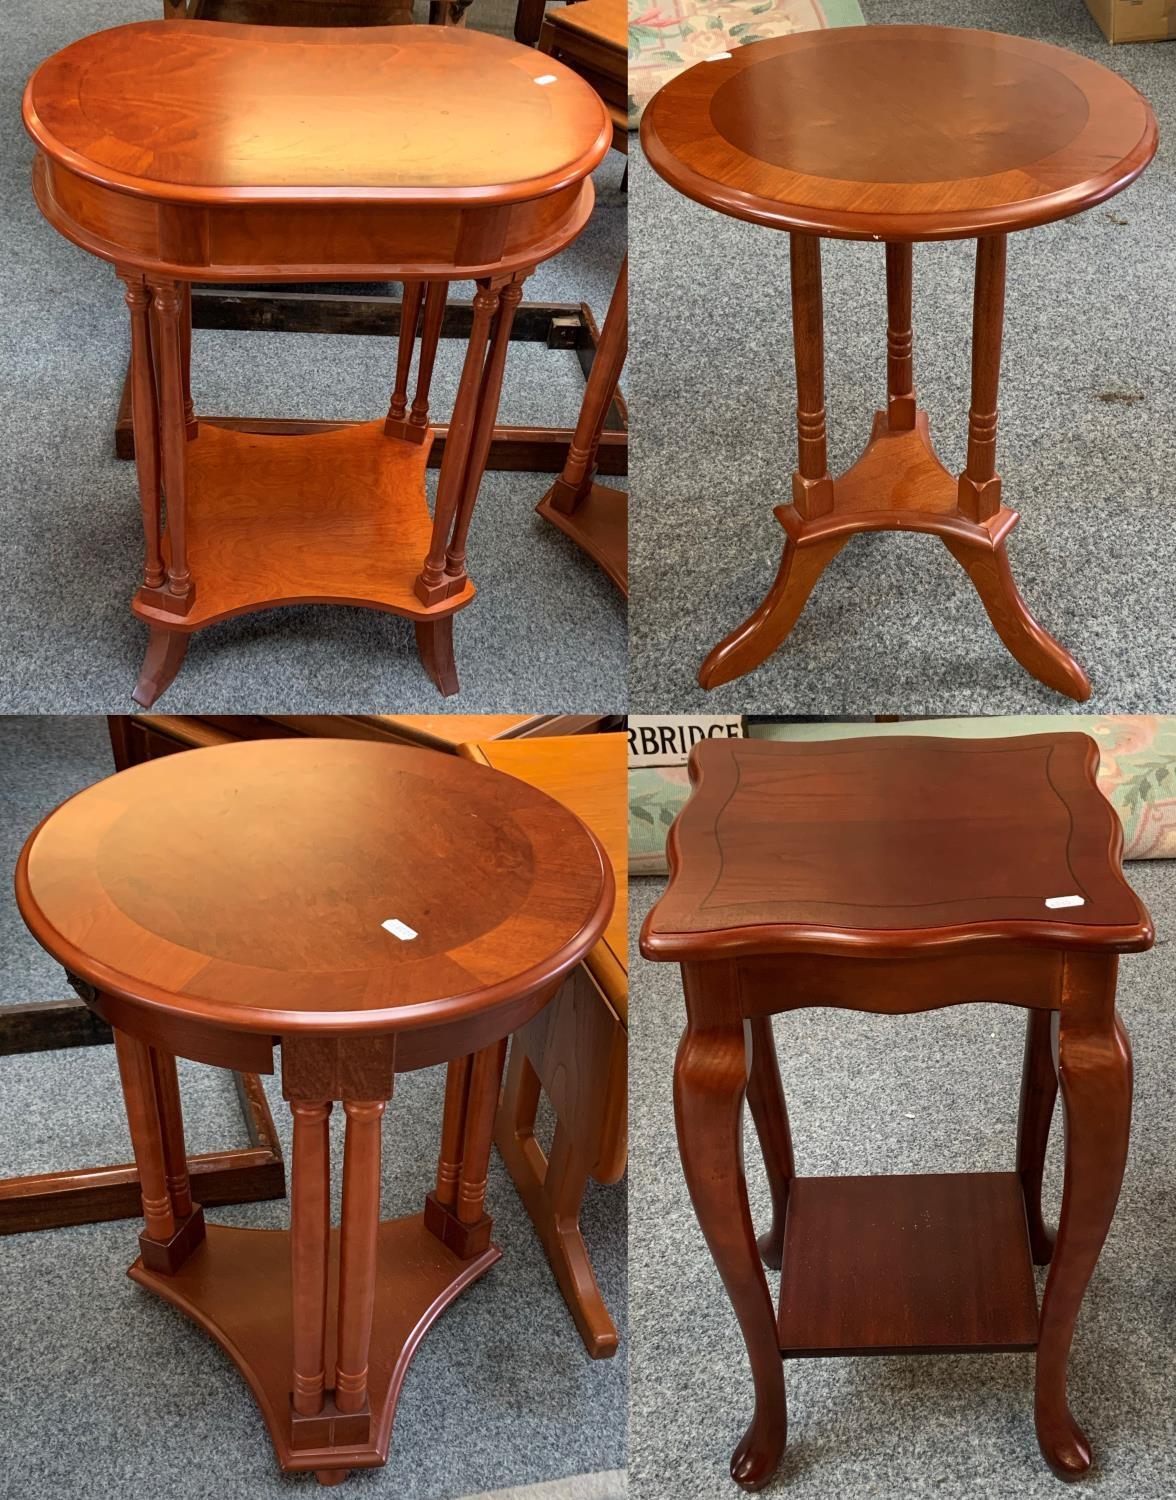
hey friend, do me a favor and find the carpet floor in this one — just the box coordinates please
[0,0,627,714]
[627,865,1176,1499]
[628,0,1176,715]
[0,718,628,1500]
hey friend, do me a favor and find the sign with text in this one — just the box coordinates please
[627,715,744,768]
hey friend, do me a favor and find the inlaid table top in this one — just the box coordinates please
[23,21,610,205]
[641,735,1153,961]
[640,25,1158,241]
[16,739,613,1035]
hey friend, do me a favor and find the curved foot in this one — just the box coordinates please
[699,534,847,691]
[414,617,459,697]
[132,625,190,708]
[941,531,1090,701]
[731,1409,788,1491]
[1037,1410,1092,1482]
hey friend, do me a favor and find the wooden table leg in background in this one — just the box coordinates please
[536,255,628,595]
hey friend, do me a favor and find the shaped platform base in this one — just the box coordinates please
[129,1215,498,1478]
[699,412,1090,701]
[536,480,628,597]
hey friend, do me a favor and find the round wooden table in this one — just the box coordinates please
[16,738,613,1486]
[641,733,1153,1488]
[640,26,1157,700]
[23,22,610,706]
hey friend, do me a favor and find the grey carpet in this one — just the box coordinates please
[0,718,628,1499]
[628,866,1176,1499]
[0,0,626,713]
[628,0,1176,714]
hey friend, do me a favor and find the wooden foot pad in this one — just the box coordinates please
[424,1191,493,1259]
[777,1173,1039,1357]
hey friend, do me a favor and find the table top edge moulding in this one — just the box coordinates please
[15,739,615,1041]
[640,733,1154,963]
[23,21,612,209]
[639,25,1158,243]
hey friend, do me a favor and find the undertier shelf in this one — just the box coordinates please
[135,420,474,629]
[777,1172,1040,1358]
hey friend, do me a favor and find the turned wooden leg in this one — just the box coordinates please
[408,281,447,438]
[444,277,526,585]
[788,234,833,519]
[113,1029,177,1243]
[676,963,786,1491]
[148,279,194,609]
[941,532,1091,701]
[290,1100,332,1418]
[546,256,627,518]
[699,534,848,691]
[386,279,424,427]
[456,1038,508,1227]
[1017,1008,1058,1264]
[426,1039,507,1259]
[1035,955,1132,1481]
[414,617,458,698]
[117,271,164,591]
[113,1030,205,1272]
[884,242,916,431]
[180,282,197,439]
[132,625,191,708]
[958,235,1005,523]
[415,282,499,605]
[149,1048,193,1220]
[334,1100,386,1417]
[746,1016,793,1272]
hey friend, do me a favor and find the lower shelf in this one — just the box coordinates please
[777,1172,1040,1358]
[536,480,628,596]
[133,421,475,631]
[130,1213,498,1474]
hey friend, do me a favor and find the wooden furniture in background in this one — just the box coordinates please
[536,256,627,595]
[462,732,627,1356]
[25,21,610,706]
[17,739,612,1486]
[641,27,1158,699]
[539,0,628,155]
[121,0,629,478]
[641,734,1153,1487]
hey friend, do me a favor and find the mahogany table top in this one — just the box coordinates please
[23,20,610,205]
[640,25,1158,241]
[641,735,1153,961]
[16,740,613,1035]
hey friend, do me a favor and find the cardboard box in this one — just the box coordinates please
[1085,0,1176,42]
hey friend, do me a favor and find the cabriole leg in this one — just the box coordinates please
[677,964,786,1491]
[1035,955,1132,1480]
[746,1015,794,1271]
[1017,1008,1058,1264]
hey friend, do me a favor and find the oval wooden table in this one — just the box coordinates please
[23,21,610,706]
[641,733,1153,1488]
[16,738,613,1486]
[641,26,1158,700]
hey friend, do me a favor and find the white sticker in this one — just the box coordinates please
[705,51,732,61]
[1044,895,1085,910]
[535,74,557,85]
[382,918,418,940]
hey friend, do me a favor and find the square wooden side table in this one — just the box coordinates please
[641,734,1153,1488]
[461,732,627,1357]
